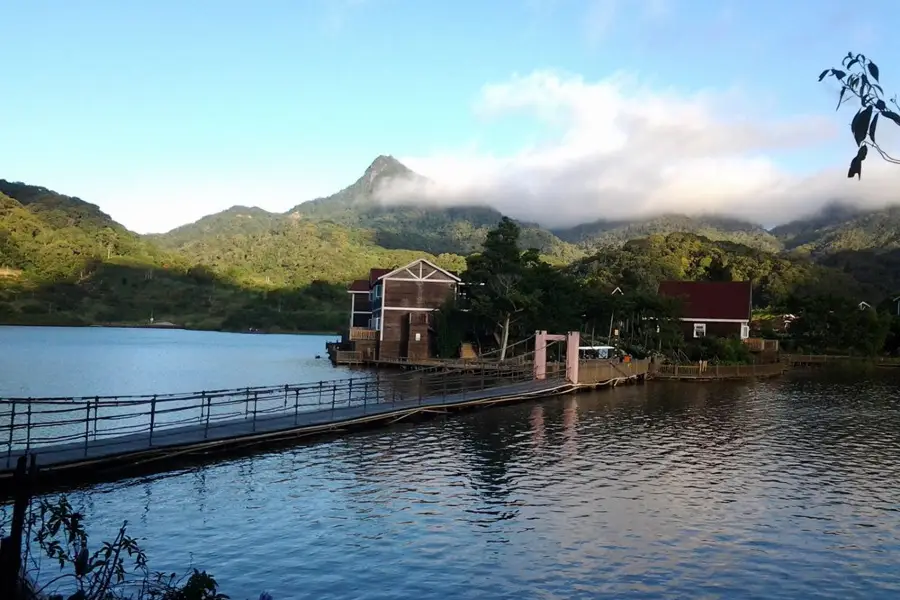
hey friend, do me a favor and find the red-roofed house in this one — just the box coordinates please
[345,259,461,360]
[657,281,752,340]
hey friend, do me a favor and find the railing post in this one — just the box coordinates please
[348,379,354,407]
[245,388,250,417]
[252,391,258,431]
[283,384,288,408]
[25,402,32,456]
[375,372,381,405]
[363,380,368,414]
[93,396,100,439]
[331,383,337,416]
[84,401,91,457]
[204,393,212,439]
[318,381,323,407]
[149,395,157,447]
[5,402,14,469]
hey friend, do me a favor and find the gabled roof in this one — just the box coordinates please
[378,258,462,282]
[347,279,369,293]
[369,268,391,286]
[658,281,752,321]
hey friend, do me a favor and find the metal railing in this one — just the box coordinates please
[1,362,550,468]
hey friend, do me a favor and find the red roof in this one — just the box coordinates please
[657,281,752,320]
[347,279,369,293]
[369,268,390,285]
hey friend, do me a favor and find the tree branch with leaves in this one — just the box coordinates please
[820,52,900,178]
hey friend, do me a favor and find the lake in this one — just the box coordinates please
[4,327,900,598]
[0,326,344,397]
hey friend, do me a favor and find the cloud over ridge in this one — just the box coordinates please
[376,70,899,227]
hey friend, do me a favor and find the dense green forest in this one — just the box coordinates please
[0,181,463,332]
[444,219,900,359]
[2,154,900,342]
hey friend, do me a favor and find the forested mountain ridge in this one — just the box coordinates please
[773,204,900,255]
[553,214,783,252]
[3,163,900,334]
[152,156,783,260]
[0,179,459,331]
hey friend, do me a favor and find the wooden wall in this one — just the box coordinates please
[678,321,744,340]
[383,279,456,310]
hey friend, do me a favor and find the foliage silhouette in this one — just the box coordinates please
[820,53,900,177]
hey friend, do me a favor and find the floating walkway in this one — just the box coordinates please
[8,353,786,496]
[1,365,594,494]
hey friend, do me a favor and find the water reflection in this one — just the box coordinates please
[13,370,900,599]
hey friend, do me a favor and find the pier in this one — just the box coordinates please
[1,330,653,494]
[4,325,809,494]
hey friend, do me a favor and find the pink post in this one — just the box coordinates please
[534,330,547,380]
[566,331,580,385]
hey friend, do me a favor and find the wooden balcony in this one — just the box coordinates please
[744,338,779,352]
[349,327,378,341]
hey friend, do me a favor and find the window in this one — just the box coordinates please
[693,323,706,338]
[373,317,381,331]
[740,324,750,339]
[375,285,382,299]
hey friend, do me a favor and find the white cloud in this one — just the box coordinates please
[377,70,900,228]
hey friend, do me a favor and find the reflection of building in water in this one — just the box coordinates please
[562,397,579,458]
[530,405,546,451]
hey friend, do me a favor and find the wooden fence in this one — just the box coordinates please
[348,327,377,341]
[650,362,786,380]
[1,362,546,470]
[783,354,900,367]
[744,338,780,352]
[579,359,651,384]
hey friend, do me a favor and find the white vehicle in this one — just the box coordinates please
[578,345,617,360]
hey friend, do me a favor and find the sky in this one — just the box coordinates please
[2,0,899,233]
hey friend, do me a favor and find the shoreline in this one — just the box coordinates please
[0,322,339,336]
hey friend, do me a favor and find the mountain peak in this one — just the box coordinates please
[364,155,412,181]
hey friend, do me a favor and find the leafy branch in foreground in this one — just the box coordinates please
[2,494,271,600]
[819,52,900,178]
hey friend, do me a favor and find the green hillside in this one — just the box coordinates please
[773,204,900,255]
[0,181,369,332]
[554,214,783,252]
[149,205,284,249]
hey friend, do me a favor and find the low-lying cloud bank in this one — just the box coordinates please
[375,70,899,228]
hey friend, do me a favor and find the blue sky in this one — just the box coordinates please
[1,0,898,231]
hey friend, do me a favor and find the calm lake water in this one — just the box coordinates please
[4,327,900,598]
[0,326,343,397]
